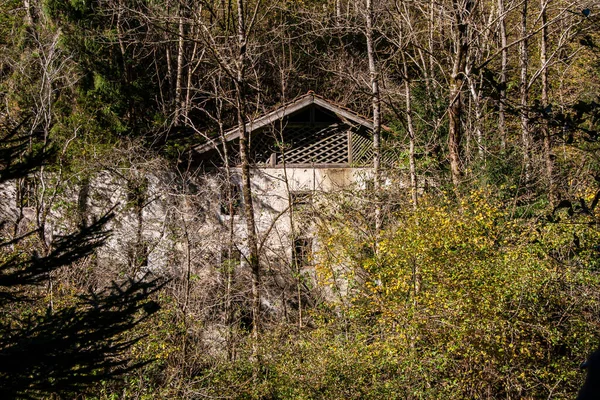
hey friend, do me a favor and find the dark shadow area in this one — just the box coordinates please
[0,118,166,399]
[578,347,600,400]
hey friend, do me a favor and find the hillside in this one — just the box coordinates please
[1,0,600,398]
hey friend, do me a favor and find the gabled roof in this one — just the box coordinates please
[193,92,377,154]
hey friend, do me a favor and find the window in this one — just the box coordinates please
[291,191,312,212]
[292,238,313,268]
[220,182,241,216]
[77,178,90,224]
[128,241,149,269]
[126,177,148,210]
[18,177,35,208]
[220,247,241,272]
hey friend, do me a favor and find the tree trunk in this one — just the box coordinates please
[117,0,128,83]
[23,0,33,26]
[402,51,418,209]
[182,35,198,124]
[520,0,531,182]
[468,75,484,161]
[448,65,465,188]
[427,0,436,116]
[235,0,261,358]
[175,9,185,125]
[497,0,507,151]
[540,0,554,203]
[365,0,381,234]
[448,0,470,188]
[166,0,174,97]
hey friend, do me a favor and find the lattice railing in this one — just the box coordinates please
[351,130,398,167]
[272,124,349,165]
[351,131,373,165]
[250,133,276,165]
[198,123,398,168]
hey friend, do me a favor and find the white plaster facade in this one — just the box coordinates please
[0,94,379,323]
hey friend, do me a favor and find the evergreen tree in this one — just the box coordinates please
[0,118,164,399]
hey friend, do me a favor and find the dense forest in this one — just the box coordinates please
[1,0,600,398]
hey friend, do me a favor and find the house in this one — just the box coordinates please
[191,92,381,273]
[0,93,382,312]
[0,93,384,346]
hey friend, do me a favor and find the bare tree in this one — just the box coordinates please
[402,52,419,210]
[448,0,473,188]
[540,0,554,203]
[497,0,509,151]
[365,0,382,234]
[233,0,262,357]
[520,0,531,183]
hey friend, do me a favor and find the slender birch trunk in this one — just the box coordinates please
[540,0,554,203]
[175,8,185,125]
[365,0,381,234]
[468,75,484,160]
[277,123,304,329]
[448,53,465,187]
[497,0,508,151]
[402,51,418,209]
[427,0,436,115]
[520,0,531,182]
[448,0,470,189]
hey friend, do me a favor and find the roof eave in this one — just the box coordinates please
[192,95,315,154]
[192,93,384,155]
[312,97,373,130]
